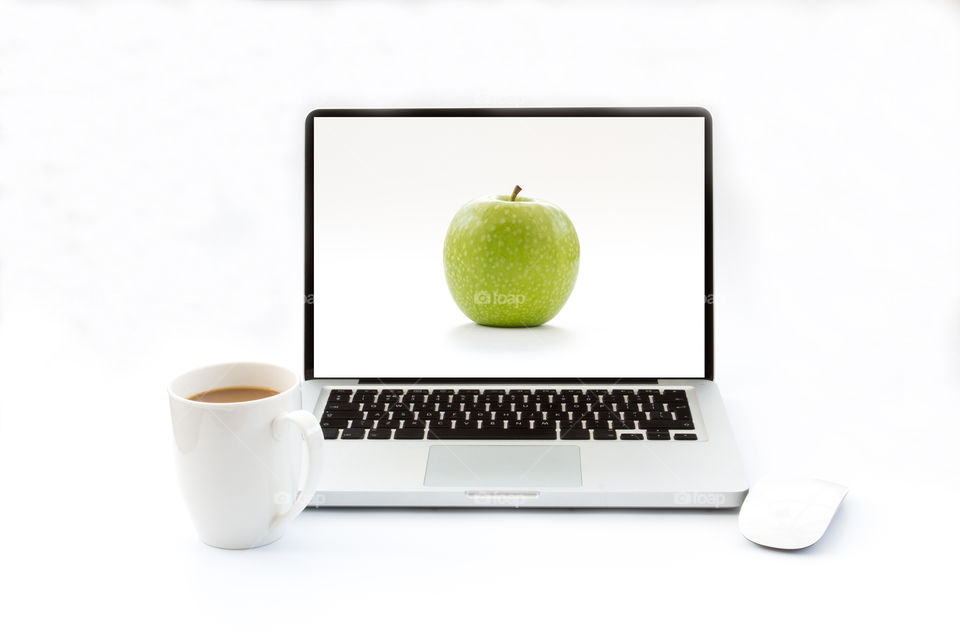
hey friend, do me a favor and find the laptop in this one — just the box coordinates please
[302,107,747,508]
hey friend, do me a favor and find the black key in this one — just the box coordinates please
[671,421,695,430]
[593,430,617,440]
[673,408,693,420]
[430,418,453,429]
[320,418,349,429]
[674,433,698,440]
[323,409,362,420]
[560,423,589,433]
[560,429,590,440]
[620,433,644,440]
[341,428,366,439]
[643,421,676,430]
[394,429,425,440]
[323,401,360,412]
[401,419,426,429]
[367,428,392,439]
[428,428,555,440]
[503,428,556,439]
[475,427,508,437]
[535,418,556,429]
[647,432,670,440]
[377,419,401,430]
[327,390,353,402]
[320,427,340,440]
[353,419,376,429]
[419,409,439,421]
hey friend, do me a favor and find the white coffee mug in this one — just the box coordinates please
[168,362,323,549]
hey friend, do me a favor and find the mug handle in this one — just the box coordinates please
[269,409,324,530]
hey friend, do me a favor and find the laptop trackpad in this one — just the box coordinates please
[424,445,582,488]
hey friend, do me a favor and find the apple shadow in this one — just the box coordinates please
[445,322,575,353]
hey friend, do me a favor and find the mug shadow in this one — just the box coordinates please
[445,322,575,353]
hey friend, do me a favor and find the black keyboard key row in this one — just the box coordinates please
[321,427,697,441]
[323,416,693,430]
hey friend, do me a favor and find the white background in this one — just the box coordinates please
[314,115,705,377]
[1,1,959,639]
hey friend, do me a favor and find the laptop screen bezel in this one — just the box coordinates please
[304,107,714,383]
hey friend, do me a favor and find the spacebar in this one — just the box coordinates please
[428,428,557,440]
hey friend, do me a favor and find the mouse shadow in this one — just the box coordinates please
[445,322,575,353]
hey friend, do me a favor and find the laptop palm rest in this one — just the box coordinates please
[423,445,582,488]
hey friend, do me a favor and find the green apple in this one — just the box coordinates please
[443,186,579,327]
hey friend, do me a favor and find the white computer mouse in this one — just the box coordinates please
[738,478,848,550]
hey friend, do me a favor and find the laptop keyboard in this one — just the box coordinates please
[318,388,698,441]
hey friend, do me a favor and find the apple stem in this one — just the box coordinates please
[510,185,522,201]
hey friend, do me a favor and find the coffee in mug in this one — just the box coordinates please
[188,386,280,403]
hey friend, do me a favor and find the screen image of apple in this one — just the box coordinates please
[312,116,706,378]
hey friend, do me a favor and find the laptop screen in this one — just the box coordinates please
[307,110,709,379]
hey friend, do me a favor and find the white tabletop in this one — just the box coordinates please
[1,1,958,637]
